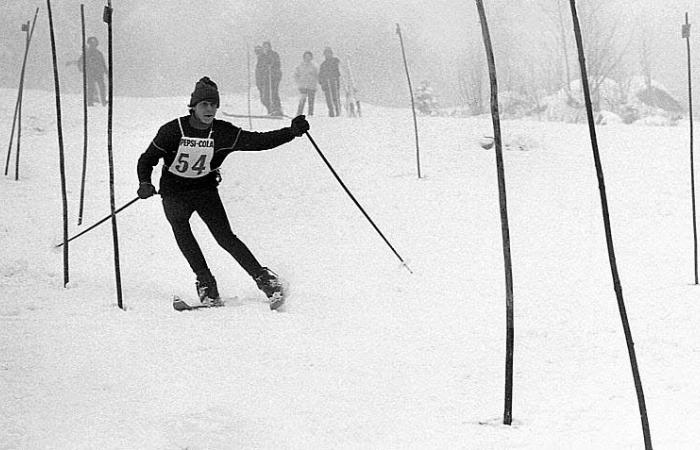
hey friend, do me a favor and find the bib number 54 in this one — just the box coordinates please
[174,153,208,176]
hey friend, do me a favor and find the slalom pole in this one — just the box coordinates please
[683,13,698,284]
[56,196,140,248]
[104,0,124,310]
[4,92,20,176]
[475,0,515,426]
[47,0,70,287]
[304,132,412,274]
[77,4,89,225]
[246,43,253,129]
[569,1,652,448]
[395,23,422,179]
[5,8,39,178]
[15,9,39,181]
[15,21,27,181]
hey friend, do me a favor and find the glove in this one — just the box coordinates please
[290,115,310,137]
[137,182,156,199]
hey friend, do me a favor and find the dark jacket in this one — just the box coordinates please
[257,50,282,83]
[79,47,107,77]
[319,57,341,90]
[137,116,294,196]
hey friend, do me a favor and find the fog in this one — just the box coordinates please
[1,0,699,108]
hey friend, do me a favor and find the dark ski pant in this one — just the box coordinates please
[162,189,262,280]
[323,79,341,117]
[270,76,282,114]
[297,88,316,116]
[87,75,106,106]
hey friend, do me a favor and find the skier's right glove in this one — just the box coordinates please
[137,182,156,199]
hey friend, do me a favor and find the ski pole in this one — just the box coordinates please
[55,196,140,248]
[304,132,413,274]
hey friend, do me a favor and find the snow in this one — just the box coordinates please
[1,87,699,449]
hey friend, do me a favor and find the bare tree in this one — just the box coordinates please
[540,0,574,93]
[457,48,486,115]
[539,0,631,112]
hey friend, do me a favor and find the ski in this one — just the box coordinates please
[172,295,226,311]
[222,111,285,120]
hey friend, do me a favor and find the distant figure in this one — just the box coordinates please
[254,45,270,114]
[258,41,283,116]
[294,51,319,116]
[75,36,108,106]
[415,80,438,116]
[319,47,341,117]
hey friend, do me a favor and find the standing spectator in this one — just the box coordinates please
[254,45,270,114]
[293,51,319,116]
[74,36,108,106]
[261,41,283,116]
[319,47,341,117]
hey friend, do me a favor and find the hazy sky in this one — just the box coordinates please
[1,0,699,107]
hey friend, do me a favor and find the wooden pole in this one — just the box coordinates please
[395,23,422,179]
[247,43,253,129]
[47,0,70,287]
[15,21,29,181]
[474,0,515,426]
[78,4,89,225]
[5,8,39,178]
[104,0,124,310]
[683,13,698,285]
[569,1,652,448]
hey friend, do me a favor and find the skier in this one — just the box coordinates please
[71,36,108,106]
[318,47,341,117]
[293,51,319,116]
[136,77,310,309]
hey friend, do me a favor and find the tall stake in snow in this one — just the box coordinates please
[683,13,698,285]
[47,0,70,287]
[395,23,422,179]
[5,8,39,179]
[104,0,124,310]
[14,20,29,181]
[474,0,515,426]
[246,43,253,129]
[569,1,652,448]
[78,4,89,225]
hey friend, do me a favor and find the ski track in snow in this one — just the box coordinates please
[1,88,699,449]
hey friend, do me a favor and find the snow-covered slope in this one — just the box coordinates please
[1,88,698,448]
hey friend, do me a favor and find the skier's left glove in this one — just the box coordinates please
[290,115,310,137]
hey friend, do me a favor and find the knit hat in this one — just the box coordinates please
[188,77,220,107]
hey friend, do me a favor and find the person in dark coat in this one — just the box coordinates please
[254,45,271,114]
[258,41,283,116]
[136,77,309,309]
[318,47,341,117]
[76,36,108,106]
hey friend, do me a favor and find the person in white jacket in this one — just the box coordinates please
[293,51,319,116]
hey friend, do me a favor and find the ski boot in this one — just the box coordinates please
[196,273,223,307]
[254,267,286,310]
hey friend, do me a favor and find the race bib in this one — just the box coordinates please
[168,136,214,178]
